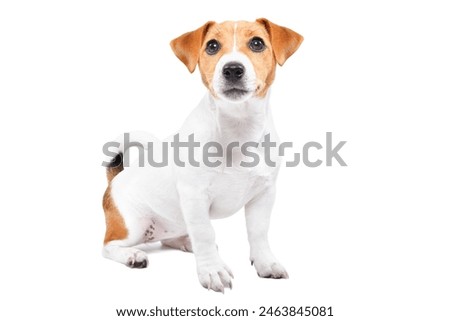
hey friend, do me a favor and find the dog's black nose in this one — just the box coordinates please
[222,62,245,82]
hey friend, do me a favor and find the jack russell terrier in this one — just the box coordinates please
[102,18,303,292]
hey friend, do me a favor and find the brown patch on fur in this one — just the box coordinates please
[103,186,128,244]
[256,18,303,66]
[107,165,123,183]
[235,21,277,98]
[198,21,234,93]
[170,21,215,73]
[106,153,124,183]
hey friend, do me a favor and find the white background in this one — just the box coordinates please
[1,0,449,320]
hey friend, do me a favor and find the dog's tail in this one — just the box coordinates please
[106,152,124,183]
[104,131,158,183]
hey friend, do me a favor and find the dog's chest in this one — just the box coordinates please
[208,165,277,219]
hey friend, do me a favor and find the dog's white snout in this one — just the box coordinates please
[213,52,257,103]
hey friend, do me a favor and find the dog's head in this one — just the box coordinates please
[171,19,303,103]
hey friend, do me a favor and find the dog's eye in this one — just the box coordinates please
[248,37,266,52]
[206,39,221,55]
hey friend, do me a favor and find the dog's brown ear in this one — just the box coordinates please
[256,18,303,66]
[170,21,215,73]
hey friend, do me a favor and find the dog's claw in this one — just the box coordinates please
[254,261,288,279]
[198,261,233,293]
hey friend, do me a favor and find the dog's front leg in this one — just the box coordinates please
[178,183,233,292]
[245,186,289,279]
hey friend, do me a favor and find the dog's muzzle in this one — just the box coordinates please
[221,62,249,100]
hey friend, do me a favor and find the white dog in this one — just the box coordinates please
[102,18,303,292]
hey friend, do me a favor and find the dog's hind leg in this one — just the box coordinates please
[103,243,149,268]
[103,244,148,268]
[102,186,149,268]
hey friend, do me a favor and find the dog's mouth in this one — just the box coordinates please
[221,87,251,101]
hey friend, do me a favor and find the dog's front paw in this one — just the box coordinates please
[197,260,234,293]
[252,257,289,279]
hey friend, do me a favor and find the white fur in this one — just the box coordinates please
[212,51,257,103]
[103,28,288,292]
[233,22,238,52]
